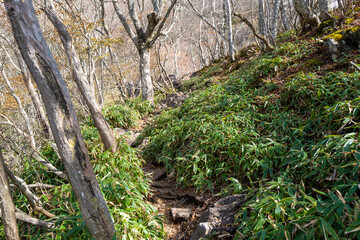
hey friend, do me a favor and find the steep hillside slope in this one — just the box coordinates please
[141,28,360,238]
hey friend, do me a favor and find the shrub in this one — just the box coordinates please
[11,123,165,239]
[126,98,155,115]
[103,104,140,128]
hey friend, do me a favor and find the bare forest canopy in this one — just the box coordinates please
[0,0,299,109]
[0,0,359,239]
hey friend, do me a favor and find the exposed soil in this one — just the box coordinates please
[143,163,214,239]
[130,112,215,240]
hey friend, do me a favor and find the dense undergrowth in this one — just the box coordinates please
[10,98,164,239]
[141,31,360,238]
[4,20,360,240]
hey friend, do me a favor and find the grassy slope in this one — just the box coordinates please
[142,30,360,238]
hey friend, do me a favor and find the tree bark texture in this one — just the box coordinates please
[280,0,290,31]
[0,150,20,240]
[270,0,280,43]
[293,0,321,29]
[4,1,115,239]
[43,2,117,153]
[139,48,154,103]
[258,0,267,49]
[224,0,235,61]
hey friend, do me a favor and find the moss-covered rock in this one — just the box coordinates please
[323,30,344,41]
[323,27,360,59]
[323,26,360,42]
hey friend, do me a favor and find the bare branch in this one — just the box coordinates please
[43,0,117,153]
[149,0,178,46]
[127,0,144,37]
[234,12,274,51]
[185,0,218,34]
[1,67,36,148]
[4,163,56,218]
[152,0,160,14]
[0,114,27,137]
[112,0,138,46]
[158,2,182,37]
[99,0,110,36]
[0,126,66,179]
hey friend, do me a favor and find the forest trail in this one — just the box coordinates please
[131,112,214,240]
[144,164,212,239]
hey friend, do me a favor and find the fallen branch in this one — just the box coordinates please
[5,165,56,218]
[0,208,55,229]
[0,148,20,239]
[10,183,56,189]
[234,12,274,51]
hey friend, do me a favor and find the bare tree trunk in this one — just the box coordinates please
[258,0,267,49]
[1,68,65,179]
[280,0,290,31]
[337,0,344,11]
[224,0,235,61]
[293,0,321,29]
[172,43,180,77]
[211,0,221,58]
[198,16,207,67]
[139,48,154,103]
[0,207,54,229]
[4,1,115,239]
[0,150,20,240]
[190,42,197,72]
[270,0,280,43]
[43,2,117,153]
[112,0,178,103]
[96,48,105,107]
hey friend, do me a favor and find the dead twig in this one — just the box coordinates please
[350,61,360,71]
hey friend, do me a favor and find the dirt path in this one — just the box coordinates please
[130,109,213,239]
[130,119,246,240]
[143,164,211,239]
